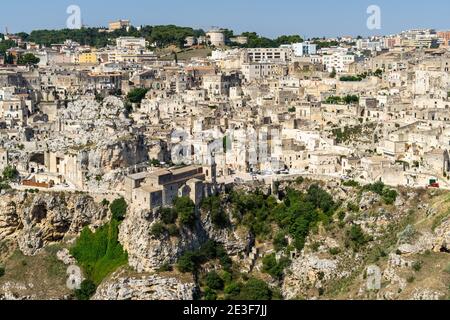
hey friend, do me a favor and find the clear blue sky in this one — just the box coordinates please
[1,0,449,38]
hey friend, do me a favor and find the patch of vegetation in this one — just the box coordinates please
[177,240,232,274]
[0,265,5,277]
[324,95,359,105]
[2,165,19,181]
[332,123,376,144]
[346,225,372,250]
[273,232,288,251]
[160,207,178,225]
[262,253,291,280]
[74,280,97,300]
[342,180,360,188]
[412,261,423,272]
[362,181,398,205]
[202,196,229,229]
[150,222,167,239]
[397,225,417,245]
[205,271,225,291]
[110,198,127,221]
[230,185,337,251]
[127,88,149,104]
[445,263,450,274]
[70,219,128,285]
[329,247,341,255]
[238,278,273,300]
[175,197,196,227]
[340,75,364,82]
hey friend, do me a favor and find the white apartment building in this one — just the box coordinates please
[322,49,356,73]
[292,42,317,57]
[245,48,292,63]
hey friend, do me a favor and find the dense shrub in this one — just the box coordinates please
[205,271,224,290]
[177,241,232,274]
[273,232,288,251]
[176,252,197,273]
[239,278,272,300]
[262,253,291,280]
[347,225,372,250]
[0,265,5,277]
[202,196,229,229]
[159,207,178,225]
[110,198,127,221]
[224,282,241,300]
[150,222,166,238]
[203,288,218,301]
[175,197,196,227]
[363,182,398,205]
[2,166,19,181]
[127,88,149,104]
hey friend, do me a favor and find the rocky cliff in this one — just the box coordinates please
[0,190,107,256]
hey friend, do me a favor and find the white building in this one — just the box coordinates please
[116,37,147,50]
[322,49,356,73]
[245,48,292,63]
[292,42,317,57]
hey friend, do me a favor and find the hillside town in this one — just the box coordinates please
[2,24,450,201]
[0,21,449,301]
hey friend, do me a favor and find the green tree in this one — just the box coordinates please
[159,207,178,225]
[177,251,197,273]
[273,232,288,251]
[110,198,127,221]
[17,53,40,65]
[203,287,218,300]
[262,253,291,280]
[224,282,241,300]
[205,271,224,290]
[2,166,19,181]
[239,278,272,300]
[127,88,149,104]
[347,225,371,249]
[150,222,166,238]
[175,197,196,227]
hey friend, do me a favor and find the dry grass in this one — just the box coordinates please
[0,244,71,299]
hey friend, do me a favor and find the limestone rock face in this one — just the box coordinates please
[93,274,197,300]
[119,205,252,273]
[433,219,450,252]
[359,192,381,210]
[282,254,341,299]
[0,191,107,256]
[200,210,250,256]
[119,210,207,273]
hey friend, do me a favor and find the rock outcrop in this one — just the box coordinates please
[93,273,196,300]
[119,209,206,272]
[0,191,107,255]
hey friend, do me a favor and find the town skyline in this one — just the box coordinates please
[2,0,450,38]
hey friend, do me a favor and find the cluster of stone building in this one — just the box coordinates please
[2,26,450,211]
